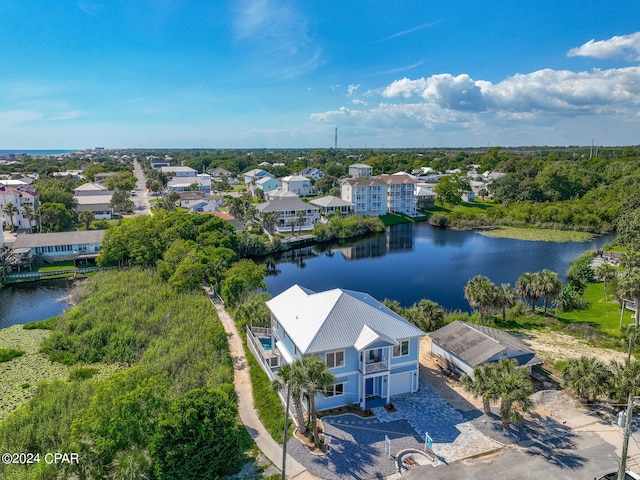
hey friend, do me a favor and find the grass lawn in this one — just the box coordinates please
[380,212,427,226]
[556,282,625,336]
[38,264,76,272]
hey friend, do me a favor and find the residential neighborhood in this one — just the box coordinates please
[1,146,640,480]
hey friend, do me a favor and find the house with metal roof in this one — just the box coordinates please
[310,195,354,215]
[255,197,319,233]
[9,230,106,262]
[429,321,543,377]
[262,284,425,410]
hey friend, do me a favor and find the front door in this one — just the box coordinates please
[365,378,374,398]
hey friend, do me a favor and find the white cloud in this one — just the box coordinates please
[568,31,640,61]
[381,67,640,115]
[232,0,321,76]
[0,110,44,127]
[347,84,360,96]
[311,66,640,146]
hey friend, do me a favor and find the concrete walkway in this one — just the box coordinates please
[212,299,317,480]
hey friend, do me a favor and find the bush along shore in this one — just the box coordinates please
[0,268,252,480]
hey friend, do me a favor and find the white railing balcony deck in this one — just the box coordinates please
[364,360,388,374]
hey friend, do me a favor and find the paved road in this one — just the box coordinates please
[131,160,151,215]
[401,430,619,480]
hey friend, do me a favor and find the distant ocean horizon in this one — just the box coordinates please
[0,149,78,157]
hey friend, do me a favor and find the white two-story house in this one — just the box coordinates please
[263,285,425,410]
[341,178,387,217]
[281,175,316,197]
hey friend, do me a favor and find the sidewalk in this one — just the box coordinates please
[212,299,316,480]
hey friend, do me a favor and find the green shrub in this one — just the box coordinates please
[0,348,25,362]
[69,366,98,381]
[21,383,30,389]
[23,317,58,330]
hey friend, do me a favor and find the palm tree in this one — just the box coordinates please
[78,210,95,230]
[562,356,611,404]
[492,358,533,429]
[289,217,297,236]
[498,283,518,323]
[260,211,278,235]
[620,247,640,273]
[464,275,500,324]
[298,355,335,448]
[595,263,617,300]
[608,359,640,404]
[405,299,445,332]
[617,269,640,327]
[462,363,498,415]
[22,204,34,230]
[2,202,18,230]
[516,272,541,311]
[536,269,563,316]
[271,361,308,434]
[296,210,306,234]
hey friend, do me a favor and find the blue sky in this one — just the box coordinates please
[1,1,640,149]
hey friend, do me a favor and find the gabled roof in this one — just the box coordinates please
[310,196,354,208]
[266,284,425,354]
[11,230,106,248]
[74,182,108,192]
[256,198,319,213]
[379,174,419,185]
[255,176,280,186]
[341,178,387,187]
[281,175,308,183]
[429,321,543,368]
[349,163,372,169]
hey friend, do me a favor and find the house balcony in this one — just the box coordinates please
[364,359,389,374]
[246,326,280,380]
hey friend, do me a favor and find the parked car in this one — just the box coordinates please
[130,190,137,196]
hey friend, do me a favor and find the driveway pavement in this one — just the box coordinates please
[287,380,503,480]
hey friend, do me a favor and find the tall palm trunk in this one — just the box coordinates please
[309,396,320,448]
[292,395,307,434]
[482,396,492,415]
[500,401,512,429]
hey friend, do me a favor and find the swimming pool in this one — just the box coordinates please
[259,337,273,351]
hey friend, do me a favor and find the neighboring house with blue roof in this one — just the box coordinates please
[258,284,425,411]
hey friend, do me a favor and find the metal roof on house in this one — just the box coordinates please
[429,321,543,368]
[341,178,387,187]
[266,284,425,354]
[281,175,308,182]
[11,230,106,249]
[74,182,109,192]
[256,198,319,213]
[160,166,197,174]
[378,174,419,185]
[310,196,354,208]
[75,195,113,205]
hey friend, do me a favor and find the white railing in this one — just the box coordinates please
[365,360,388,374]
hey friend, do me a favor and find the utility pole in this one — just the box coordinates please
[618,393,635,480]
[281,381,291,480]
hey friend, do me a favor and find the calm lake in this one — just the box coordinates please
[0,224,615,328]
[264,223,615,311]
[0,279,71,329]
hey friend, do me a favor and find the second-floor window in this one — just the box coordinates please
[326,350,345,369]
[393,340,409,357]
